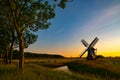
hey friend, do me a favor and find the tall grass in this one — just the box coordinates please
[25,58,79,68]
[0,62,98,80]
[68,59,120,80]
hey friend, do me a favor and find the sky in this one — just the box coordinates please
[25,0,120,57]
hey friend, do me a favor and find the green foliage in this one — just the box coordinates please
[0,0,71,69]
[23,30,38,48]
[1,0,71,32]
[0,26,10,47]
[0,0,71,47]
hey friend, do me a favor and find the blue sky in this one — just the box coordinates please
[25,0,120,57]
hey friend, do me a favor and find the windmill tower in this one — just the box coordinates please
[80,37,99,60]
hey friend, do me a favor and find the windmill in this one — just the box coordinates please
[80,37,99,60]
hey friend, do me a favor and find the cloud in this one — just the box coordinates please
[81,4,120,33]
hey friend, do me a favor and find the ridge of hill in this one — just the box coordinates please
[12,50,65,59]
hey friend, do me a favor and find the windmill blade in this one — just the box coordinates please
[89,37,99,48]
[80,48,88,58]
[81,39,89,47]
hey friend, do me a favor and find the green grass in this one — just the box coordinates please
[0,58,119,80]
[24,58,78,68]
[68,58,120,80]
[0,62,98,80]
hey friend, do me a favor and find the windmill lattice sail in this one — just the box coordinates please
[80,37,99,60]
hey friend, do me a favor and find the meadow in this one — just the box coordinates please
[0,58,98,80]
[68,57,120,80]
[0,57,120,80]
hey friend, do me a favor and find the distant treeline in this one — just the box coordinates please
[12,50,65,59]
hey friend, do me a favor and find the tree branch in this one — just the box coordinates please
[17,0,28,22]
[21,20,38,32]
[8,0,20,33]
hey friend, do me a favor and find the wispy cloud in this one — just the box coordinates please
[81,4,120,33]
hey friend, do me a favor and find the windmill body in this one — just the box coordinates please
[80,37,99,60]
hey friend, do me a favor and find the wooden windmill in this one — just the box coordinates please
[80,37,99,60]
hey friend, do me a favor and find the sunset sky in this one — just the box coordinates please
[25,0,120,57]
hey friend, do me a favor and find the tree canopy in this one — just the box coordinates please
[0,0,71,70]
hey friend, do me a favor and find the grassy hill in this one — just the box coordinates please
[12,50,65,59]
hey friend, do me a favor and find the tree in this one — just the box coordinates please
[8,30,38,64]
[0,26,10,64]
[0,1,38,64]
[0,0,14,64]
[0,27,38,64]
[0,0,71,70]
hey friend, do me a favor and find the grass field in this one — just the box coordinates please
[68,57,120,80]
[10,58,78,68]
[0,58,120,80]
[0,59,98,80]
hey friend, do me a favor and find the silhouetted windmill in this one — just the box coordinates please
[80,37,99,60]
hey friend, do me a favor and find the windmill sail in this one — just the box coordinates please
[80,48,88,58]
[81,39,89,47]
[80,37,99,60]
[89,37,99,48]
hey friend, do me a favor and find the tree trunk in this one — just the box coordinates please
[18,32,24,70]
[8,0,25,70]
[5,48,8,64]
[9,46,13,64]
[9,31,15,64]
